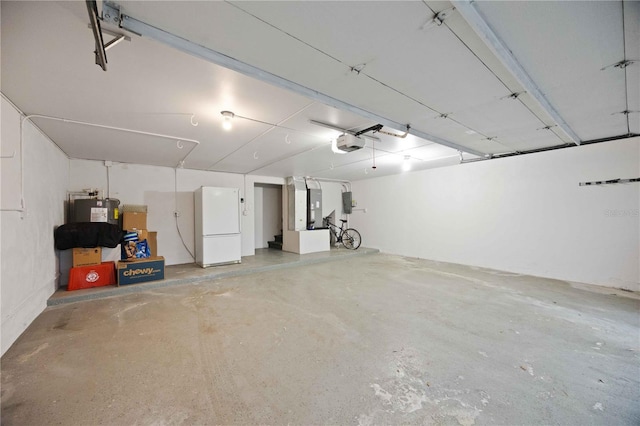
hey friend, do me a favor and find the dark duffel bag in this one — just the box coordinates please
[54,222,125,250]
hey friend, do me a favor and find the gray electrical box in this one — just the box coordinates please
[342,191,353,214]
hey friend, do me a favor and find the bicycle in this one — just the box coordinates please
[323,217,362,250]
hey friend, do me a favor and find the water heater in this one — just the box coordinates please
[73,198,120,225]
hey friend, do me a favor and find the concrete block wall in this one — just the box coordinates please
[1,97,69,355]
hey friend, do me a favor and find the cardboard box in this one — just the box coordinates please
[147,231,157,256]
[72,247,102,267]
[137,229,148,241]
[122,212,147,231]
[68,261,116,291]
[117,256,165,286]
[135,230,157,256]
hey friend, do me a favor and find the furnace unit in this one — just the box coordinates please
[306,178,322,230]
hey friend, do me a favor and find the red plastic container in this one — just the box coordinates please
[67,261,116,291]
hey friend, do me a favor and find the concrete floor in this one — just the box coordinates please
[2,254,639,425]
[49,247,380,306]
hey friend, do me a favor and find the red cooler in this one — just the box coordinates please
[68,261,116,291]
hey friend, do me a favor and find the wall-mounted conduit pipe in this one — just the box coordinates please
[0,115,28,216]
[174,167,195,261]
[2,113,201,218]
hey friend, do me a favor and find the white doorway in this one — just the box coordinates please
[254,184,283,249]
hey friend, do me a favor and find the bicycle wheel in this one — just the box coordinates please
[342,228,361,250]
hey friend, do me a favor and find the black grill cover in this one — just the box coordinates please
[54,222,125,250]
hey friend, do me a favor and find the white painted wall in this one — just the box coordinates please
[1,97,69,355]
[320,181,348,223]
[254,186,264,248]
[254,184,282,248]
[350,138,640,290]
[68,160,286,264]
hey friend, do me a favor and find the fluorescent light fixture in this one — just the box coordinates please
[221,111,234,131]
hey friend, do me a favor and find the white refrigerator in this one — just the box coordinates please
[194,186,242,267]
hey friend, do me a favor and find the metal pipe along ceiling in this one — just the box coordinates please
[26,114,201,167]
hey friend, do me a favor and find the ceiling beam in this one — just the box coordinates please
[452,0,582,145]
[114,6,487,158]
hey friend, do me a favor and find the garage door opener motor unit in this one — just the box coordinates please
[336,134,365,152]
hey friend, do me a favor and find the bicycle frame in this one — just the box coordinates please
[323,217,361,250]
[324,218,346,242]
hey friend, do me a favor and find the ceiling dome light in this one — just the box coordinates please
[221,111,234,131]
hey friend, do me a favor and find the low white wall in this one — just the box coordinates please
[283,229,330,254]
[1,97,69,355]
[350,138,640,290]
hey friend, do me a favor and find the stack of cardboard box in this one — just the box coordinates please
[68,248,115,291]
[118,207,164,286]
[72,247,102,267]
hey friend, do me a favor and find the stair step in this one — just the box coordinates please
[268,240,283,250]
[274,234,283,243]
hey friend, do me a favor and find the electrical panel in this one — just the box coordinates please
[342,191,353,214]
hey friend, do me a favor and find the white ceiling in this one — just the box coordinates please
[2,1,638,181]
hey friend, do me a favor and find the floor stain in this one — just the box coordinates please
[18,343,49,364]
[364,347,484,425]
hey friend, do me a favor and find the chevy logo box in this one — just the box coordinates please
[117,256,165,286]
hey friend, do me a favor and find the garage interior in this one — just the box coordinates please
[1,1,639,425]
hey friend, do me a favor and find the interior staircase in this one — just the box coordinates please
[267,234,283,250]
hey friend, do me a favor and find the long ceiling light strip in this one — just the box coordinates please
[452,0,581,145]
[116,8,487,158]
